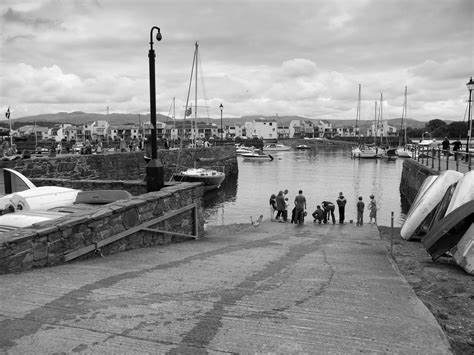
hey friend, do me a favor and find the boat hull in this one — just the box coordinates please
[0,168,36,195]
[173,169,225,190]
[421,200,474,261]
[401,170,463,240]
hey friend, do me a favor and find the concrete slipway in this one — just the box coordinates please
[0,221,451,354]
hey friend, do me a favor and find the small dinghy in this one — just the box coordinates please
[401,170,463,240]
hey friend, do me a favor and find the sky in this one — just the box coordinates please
[0,0,473,122]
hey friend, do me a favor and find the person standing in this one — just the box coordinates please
[275,191,286,222]
[369,194,377,224]
[441,137,450,157]
[452,139,462,161]
[356,196,365,226]
[269,194,277,221]
[321,201,336,224]
[294,190,307,224]
[336,192,347,224]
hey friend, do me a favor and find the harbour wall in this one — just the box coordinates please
[0,146,238,183]
[399,158,438,209]
[0,183,204,274]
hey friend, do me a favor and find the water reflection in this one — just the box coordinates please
[203,147,406,227]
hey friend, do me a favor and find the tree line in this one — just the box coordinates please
[406,119,468,139]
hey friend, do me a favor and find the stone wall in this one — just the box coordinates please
[399,159,438,210]
[0,145,238,182]
[0,183,203,274]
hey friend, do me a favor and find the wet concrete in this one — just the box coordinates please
[0,220,451,354]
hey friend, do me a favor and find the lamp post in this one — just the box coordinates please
[466,77,474,158]
[219,103,224,142]
[146,26,164,192]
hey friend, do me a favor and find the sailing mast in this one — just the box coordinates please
[400,86,408,147]
[356,84,361,144]
[194,42,198,147]
[374,101,378,146]
[379,91,383,145]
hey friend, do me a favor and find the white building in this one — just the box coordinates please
[244,119,278,139]
[367,121,397,137]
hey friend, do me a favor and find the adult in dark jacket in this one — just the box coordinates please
[275,191,287,221]
[336,192,347,224]
[321,201,336,224]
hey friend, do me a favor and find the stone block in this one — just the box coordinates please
[33,239,48,261]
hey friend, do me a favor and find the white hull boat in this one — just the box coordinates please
[351,146,379,159]
[262,143,290,151]
[0,168,36,195]
[173,168,225,191]
[445,171,474,274]
[0,186,80,212]
[242,150,274,161]
[401,170,463,240]
[396,147,412,158]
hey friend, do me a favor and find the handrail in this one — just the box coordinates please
[413,144,472,172]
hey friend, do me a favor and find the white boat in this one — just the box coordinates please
[444,171,474,274]
[395,87,412,158]
[296,144,311,150]
[235,145,253,155]
[0,186,81,212]
[173,168,226,191]
[0,168,36,195]
[351,146,379,159]
[400,170,463,240]
[396,147,412,158]
[262,143,290,151]
[241,149,274,161]
[170,42,226,191]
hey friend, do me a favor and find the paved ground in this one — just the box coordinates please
[0,220,452,354]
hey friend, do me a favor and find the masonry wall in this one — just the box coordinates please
[399,159,438,209]
[0,183,203,274]
[0,146,238,181]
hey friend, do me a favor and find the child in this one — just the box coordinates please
[284,197,289,222]
[312,205,325,224]
[356,196,364,226]
[369,194,377,224]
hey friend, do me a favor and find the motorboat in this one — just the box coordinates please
[262,143,290,151]
[235,145,254,155]
[296,144,311,150]
[241,149,274,161]
[173,168,226,191]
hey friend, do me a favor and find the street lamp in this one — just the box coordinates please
[146,26,164,192]
[219,103,224,142]
[466,76,474,157]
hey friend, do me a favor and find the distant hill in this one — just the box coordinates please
[1,111,427,130]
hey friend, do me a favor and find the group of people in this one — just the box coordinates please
[441,137,463,161]
[269,190,377,226]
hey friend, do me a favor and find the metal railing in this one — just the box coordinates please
[413,144,472,173]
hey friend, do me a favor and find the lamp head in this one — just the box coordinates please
[156,29,162,41]
[219,103,223,110]
[467,76,474,91]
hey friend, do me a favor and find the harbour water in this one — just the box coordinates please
[203,146,407,227]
